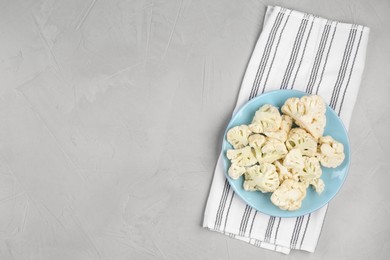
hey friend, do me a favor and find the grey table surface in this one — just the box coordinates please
[0,0,389,259]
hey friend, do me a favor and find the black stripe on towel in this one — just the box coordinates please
[306,21,332,93]
[292,215,305,249]
[281,14,309,89]
[238,205,251,236]
[291,16,315,89]
[264,216,276,243]
[315,22,339,94]
[330,24,357,109]
[259,10,292,95]
[248,210,258,237]
[289,217,300,248]
[290,216,303,248]
[338,27,364,116]
[214,179,230,230]
[299,214,311,249]
[223,190,235,232]
[249,9,286,99]
[241,207,253,236]
[273,217,282,244]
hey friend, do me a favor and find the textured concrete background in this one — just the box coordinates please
[0,0,389,259]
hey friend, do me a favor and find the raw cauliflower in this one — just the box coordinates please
[248,134,266,163]
[264,115,293,142]
[226,125,252,149]
[224,94,345,211]
[283,148,304,171]
[285,128,317,157]
[274,160,297,183]
[227,146,257,167]
[310,178,325,194]
[258,138,288,164]
[298,95,326,139]
[301,95,326,115]
[280,115,293,132]
[270,179,307,211]
[300,156,322,184]
[248,135,287,164]
[282,95,326,139]
[243,163,279,193]
[280,97,304,117]
[318,136,345,168]
[249,104,282,133]
[228,164,246,180]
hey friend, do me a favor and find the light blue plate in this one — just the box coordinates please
[222,90,350,218]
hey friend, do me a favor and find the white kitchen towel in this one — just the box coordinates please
[203,6,369,254]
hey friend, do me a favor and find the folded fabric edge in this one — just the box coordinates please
[203,212,319,254]
[270,5,371,31]
[203,227,291,254]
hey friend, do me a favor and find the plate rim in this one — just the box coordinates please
[222,89,351,218]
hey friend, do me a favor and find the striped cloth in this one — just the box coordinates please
[203,6,369,254]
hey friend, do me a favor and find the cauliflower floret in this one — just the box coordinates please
[270,179,307,211]
[248,134,266,163]
[249,104,282,133]
[300,156,322,183]
[264,130,287,143]
[227,146,257,167]
[296,116,326,140]
[248,135,287,164]
[258,138,288,164]
[285,128,317,157]
[243,163,279,193]
[283,148,304,170]
[309,178,325,194]
[226,125,252,149]
[281,97,305,117]
[264,115,293,142]
[301,95,326,115]
[273,160,297,183]
[280,115,293,132]
[282,95,326,139]
[228,164,246,180]
[318,136,345,168]
[248,134,266,148]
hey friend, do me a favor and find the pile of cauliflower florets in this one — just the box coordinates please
[226,95,345,211]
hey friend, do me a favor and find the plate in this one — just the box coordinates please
[222,90,350,218]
